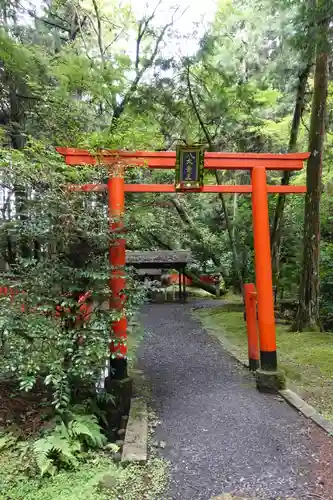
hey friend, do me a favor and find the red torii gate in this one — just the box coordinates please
[57,147,309,385]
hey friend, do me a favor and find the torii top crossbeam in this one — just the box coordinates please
[56,146,309,380]
[57,148,308,194]
[56,148,308,169]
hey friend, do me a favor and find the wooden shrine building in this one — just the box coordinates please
[126,250,191,302]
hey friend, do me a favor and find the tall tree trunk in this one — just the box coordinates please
[215,172,244,293]
[5,75,29,262]
[9,83,31,261]
[270,0,317,288]
[294,8,329,331]
[270,62,312,284]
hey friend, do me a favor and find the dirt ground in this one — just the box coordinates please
[0,378,53,437]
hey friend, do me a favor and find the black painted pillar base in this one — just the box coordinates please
[260,350,277,372]
[109,356,128,380]
[249,358,260,372]
[255,350,285,392]
[104,361,132,440]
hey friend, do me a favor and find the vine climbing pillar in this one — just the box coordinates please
[251,167,277,373]
[108,162,128,380]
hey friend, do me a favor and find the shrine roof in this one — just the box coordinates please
[126,250,191,267]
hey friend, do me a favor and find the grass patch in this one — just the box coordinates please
[194,305,333,421]
[187,287,218,298]
[187,288,243,301]
[0,449,167,500]
[223,291,244,304]
[163,285,218,299]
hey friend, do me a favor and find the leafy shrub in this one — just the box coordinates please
[0,143,145,413]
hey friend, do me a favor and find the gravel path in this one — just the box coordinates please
[138,302,333,500]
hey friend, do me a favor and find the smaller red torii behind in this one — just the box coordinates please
[57,147,309,383]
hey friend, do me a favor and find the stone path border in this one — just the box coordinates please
[196,309,333,437]
[121,396,148,464]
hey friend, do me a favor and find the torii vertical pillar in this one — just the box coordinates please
[251,167,282,386]
[251,167,276,370]
[108,163,128,380]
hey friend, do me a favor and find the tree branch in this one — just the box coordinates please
[186,63,212,147]
[27,10,70,32]
[104,28,125,52]
[73,8,92,61]
[135,0,163,70]
[91,0,105,65]
[112,4,182,125]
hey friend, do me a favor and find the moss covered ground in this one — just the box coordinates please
[0,450,167,500]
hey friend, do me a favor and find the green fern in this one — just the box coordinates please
[33,437,59,476]
[0,432,17,451]
[68,414,107,449]
[33,439,58,477]
[34,434,79,475]
[32,413,106,476]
